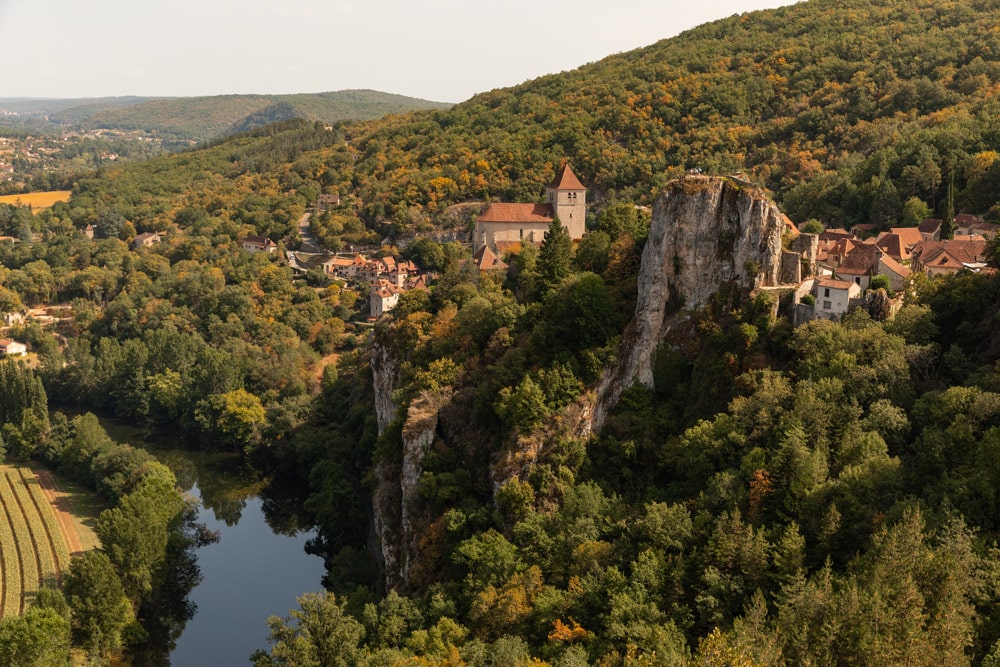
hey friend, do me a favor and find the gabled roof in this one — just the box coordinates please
[547,163,586,191]
[954,213,983,227]
[836,244,882,276]
[875,233,911,261]
[888,227,923,248]
[914,239,989,267]
[878,254,912,278]
[918,218,942,234]
[478,203,555,224]
[473,245,508,272]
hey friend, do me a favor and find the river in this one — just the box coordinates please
[93,418,327,666]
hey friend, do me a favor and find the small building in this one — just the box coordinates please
[84,224,95,240]
[911,239,990,277]
[132,232,161,248]
[814,279,862,321]
[918,218,942,242]
[241,235,278,254]
[316,193,341,211]
[472,245,509,273]
[0,339,27,356]
[370,284,403,318]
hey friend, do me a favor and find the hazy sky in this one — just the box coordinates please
[0,0,801,103]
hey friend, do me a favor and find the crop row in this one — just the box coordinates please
[18,468,71,582]
[0,478,25,617]
[0,467,72,617]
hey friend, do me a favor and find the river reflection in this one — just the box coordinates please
[91,418,327,666]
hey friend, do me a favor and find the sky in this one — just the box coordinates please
[0,0,802,104]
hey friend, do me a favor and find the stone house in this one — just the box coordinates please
[814,278,862,321]
[911,238,990,277]
[132,232,161,248]
[242,235,278,254]
[0,339,27,356]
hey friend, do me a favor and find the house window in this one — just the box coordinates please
[823,300,832,310]
[855,277,861,285]
[519,229,524,240]
[823,288,830,297]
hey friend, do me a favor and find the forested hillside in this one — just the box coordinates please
[311,0,1000,235]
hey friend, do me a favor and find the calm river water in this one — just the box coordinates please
[93,418,327,666]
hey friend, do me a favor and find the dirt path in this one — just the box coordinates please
[31,467,84,557]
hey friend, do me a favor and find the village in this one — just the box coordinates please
[787,212,995,323]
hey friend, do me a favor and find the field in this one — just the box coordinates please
[0,190,71,209]
[0,464,89,618]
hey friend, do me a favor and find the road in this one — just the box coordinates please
[297,211,322,253]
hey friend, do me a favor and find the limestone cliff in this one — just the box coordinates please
[593,176,787,429]
[371,336,452,590]
[370,340,400,589]
[371,342,399,437]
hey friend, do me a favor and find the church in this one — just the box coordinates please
[473,163,586,253]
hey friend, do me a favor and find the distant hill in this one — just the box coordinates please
[0,90,452,143]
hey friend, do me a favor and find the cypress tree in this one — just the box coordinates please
[537,216,572,293]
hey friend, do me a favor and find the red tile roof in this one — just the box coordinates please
[836,244,881,276]
[913,239,989,268]
[878,254,911,278]
[875,233,911,261]
[818,278,856,290]
[478,203,555,224]
[547,164,586,191]
[473,245,508,271]
[918,218,942,234]
[889,227,923,248]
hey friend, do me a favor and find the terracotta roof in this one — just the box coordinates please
[954,213,983,227]
[473,245,508,271]
[820,229,853,242]
[875,233,911,261]
[547,164,586,191]
[817,278,856,290]
[836,244,882,275]
[782,214,800,236]
[888,227,923,248]
[918,218,942,234]
[913,239,989,268]
[242,235,274,247]
[478,203,555,224]
[878,254,911,278]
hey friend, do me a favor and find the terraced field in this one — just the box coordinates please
[0,465,73,617]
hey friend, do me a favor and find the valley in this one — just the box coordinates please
[4,0,1000,665]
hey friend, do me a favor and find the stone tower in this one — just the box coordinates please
[546,163,587,239]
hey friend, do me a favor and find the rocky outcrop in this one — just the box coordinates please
[370,339,401,590]
[370,364,451,590]
[593,176,787,429]
[371,342,399,437]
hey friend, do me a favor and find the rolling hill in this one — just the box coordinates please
[0,90,452,143]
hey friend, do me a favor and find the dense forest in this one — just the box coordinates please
[4,0,1000,664]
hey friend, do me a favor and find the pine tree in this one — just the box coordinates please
[941,172,955,240]
[537,216,572,293]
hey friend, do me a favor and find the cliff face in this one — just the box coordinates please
[593,176,787,428]
[370,340,401,589]
[371,337,452,590]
